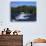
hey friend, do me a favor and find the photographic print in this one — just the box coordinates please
[10,1,36,22]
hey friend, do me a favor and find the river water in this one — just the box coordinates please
[11,13,36,21]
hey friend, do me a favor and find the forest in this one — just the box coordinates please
[11,5,36,14]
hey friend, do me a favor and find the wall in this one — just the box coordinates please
[0,0,46,45]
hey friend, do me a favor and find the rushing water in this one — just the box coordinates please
[15,13,31,20]
[11,12,36,21]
